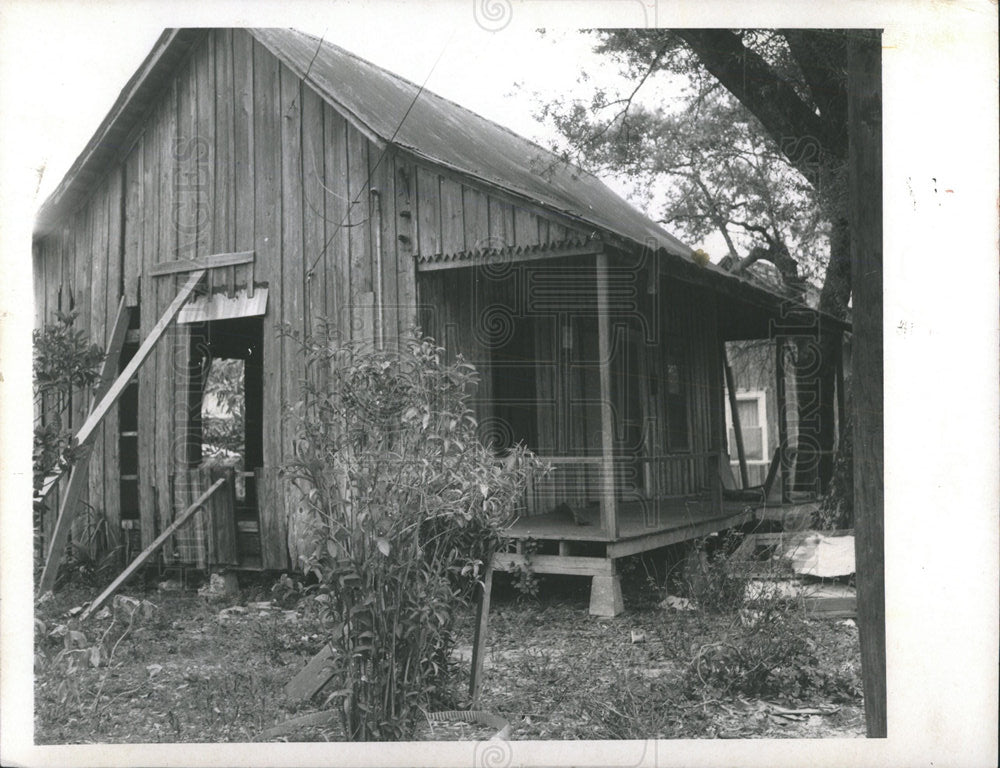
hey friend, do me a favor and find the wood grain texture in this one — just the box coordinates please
[301,84,326,341]
[233,29,255,293]
[393,157,417,334]
[347,124,372,342]
[324,108,350,340]
[280,64,304,457]
[416,166,440,259]
[253,38,282,470]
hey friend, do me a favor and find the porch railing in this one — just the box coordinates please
[521,451,722,517]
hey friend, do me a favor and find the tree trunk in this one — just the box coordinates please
[848,30,886,738]
[792,215,851,493]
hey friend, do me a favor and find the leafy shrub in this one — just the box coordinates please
[33,311,105,569]
[281,325,545,740]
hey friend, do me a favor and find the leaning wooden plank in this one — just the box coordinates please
[261,710,338,739]
[38,298,130,593]
[37,270,206,500]
[468,561,494,706]
[284,642,337,702]
[80,478,225,621]
[148,251,253,276]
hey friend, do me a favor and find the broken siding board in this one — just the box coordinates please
[279,65,304,457]
[439,176,464,255]
[393,157,417,336]
[347,125,372,341]
[233,29,255,293]
[324,108,350,340]
[415,166,440,259]
[301,85,326,340]
[253,38,282,470]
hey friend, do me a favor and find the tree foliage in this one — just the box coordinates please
[32,311,105,560]
[538,29,856,491]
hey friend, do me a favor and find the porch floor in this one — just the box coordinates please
[503,498,753,544]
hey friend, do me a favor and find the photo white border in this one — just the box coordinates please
[2,1,997,766]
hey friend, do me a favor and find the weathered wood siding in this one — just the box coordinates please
[32,29,422,570]
[419,255,723,502]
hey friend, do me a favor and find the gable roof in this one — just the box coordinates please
[32,28,847,332]
[34,28,694,258]
[250,29,692,259]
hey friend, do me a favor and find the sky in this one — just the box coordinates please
[2,4,660,216]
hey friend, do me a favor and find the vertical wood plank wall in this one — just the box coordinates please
[32,30,417,569]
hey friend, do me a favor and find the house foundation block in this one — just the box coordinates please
[589,573,624,617]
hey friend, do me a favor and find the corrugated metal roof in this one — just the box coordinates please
[249,28,694,261]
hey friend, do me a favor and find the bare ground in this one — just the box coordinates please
[34,572,863,743]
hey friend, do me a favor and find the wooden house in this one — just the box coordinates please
[32,28,848,614]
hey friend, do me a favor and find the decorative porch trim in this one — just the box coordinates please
[415,238,602,271]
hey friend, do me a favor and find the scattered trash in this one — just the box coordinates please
[67,606,83,617]
[94,606,111,620]
[630,630,645,644]
[781,531,855,578]
[48,623,68,641]
[217,606,248,621]
[249,601,274,611]
[660,595,695,611]
[146,663,163,678]
[838,618,857,628]
[141,599,158,619]
[198,573,229,600]
[158,579,183,592]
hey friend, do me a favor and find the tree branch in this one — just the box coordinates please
[673,29,846,185]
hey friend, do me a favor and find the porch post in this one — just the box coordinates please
[595,252,619,538]
[775,337,789,503]
[722,341,750,488]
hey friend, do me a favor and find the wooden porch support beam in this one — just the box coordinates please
[80,477,225,621]
[595,252,619,539]
[468,561,494,705]
[721,341,750,488]
[775,337,789,503]
[834,333,846,446]
[39,297,129,593]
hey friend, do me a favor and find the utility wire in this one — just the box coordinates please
[304,29,457,280]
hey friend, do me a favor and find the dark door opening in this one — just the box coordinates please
[187,317,264,567]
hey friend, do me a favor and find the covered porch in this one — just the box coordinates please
[417,237,783,615]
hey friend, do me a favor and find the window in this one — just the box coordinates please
[727,391,767,462]
[665,339,690,452]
